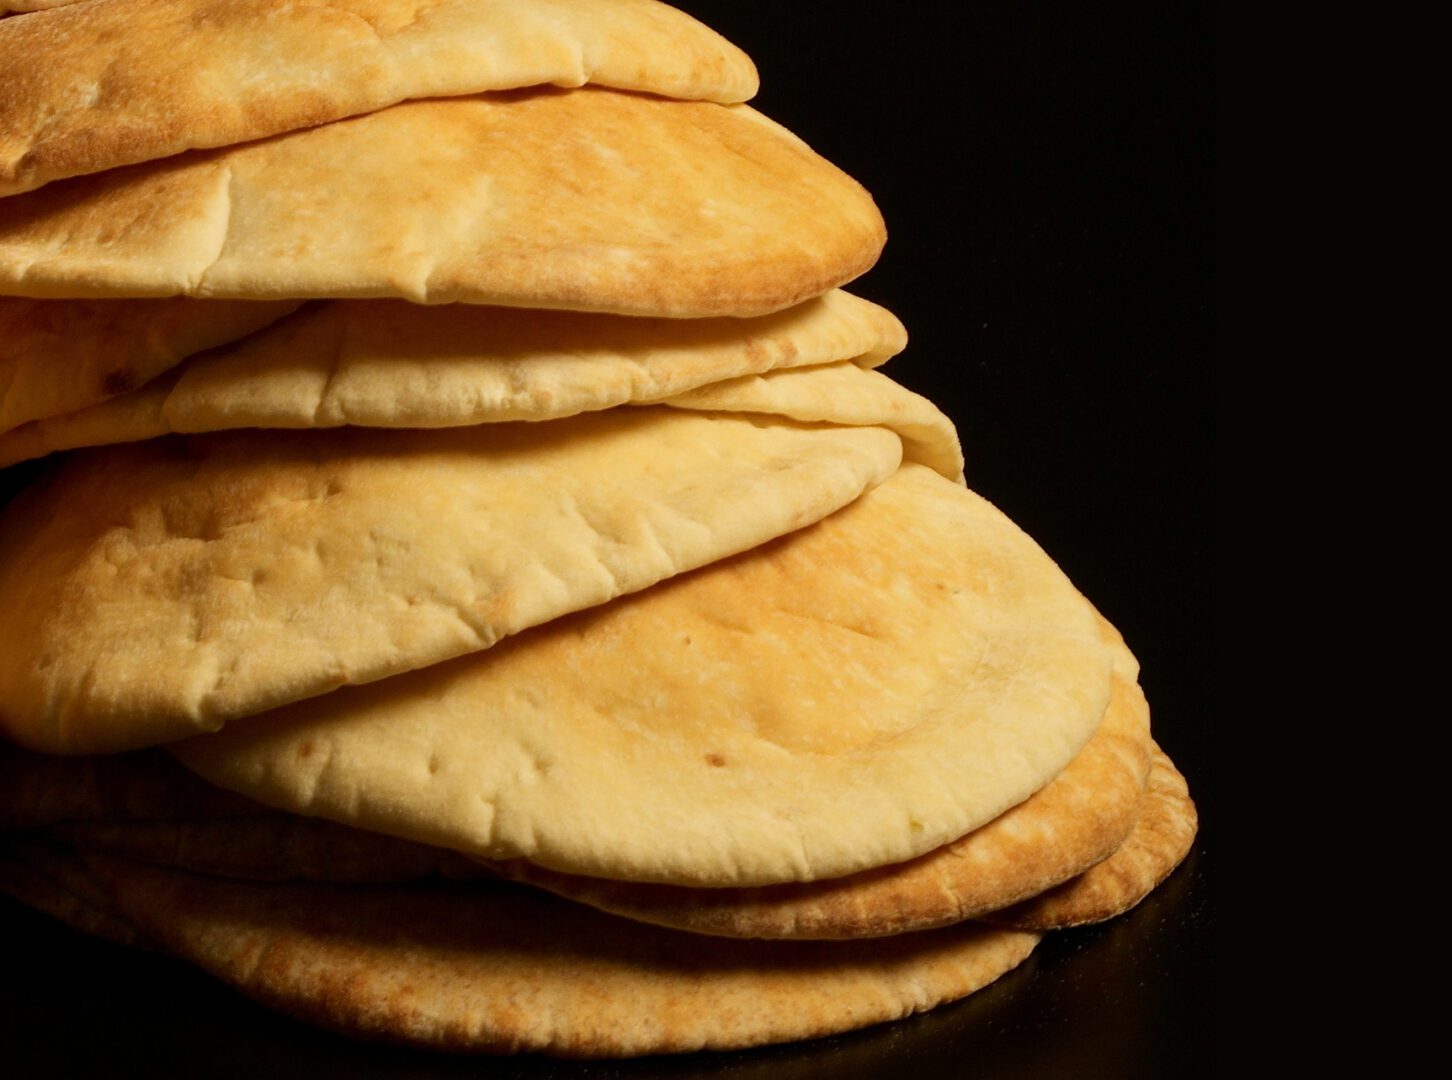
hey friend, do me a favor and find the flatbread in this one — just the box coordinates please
[485,668,1151,938]
[0,290,911,465]
[986,744,1197,930]
[0,88,885,317]
[0,410,902,754]
[173,466,1114,887]
[0,0,757,197]
[76,851,1042,1056]
[33,657,1141,908]
[664,363,964,482]
[0,296,300,435]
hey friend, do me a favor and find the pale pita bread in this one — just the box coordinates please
[0,0,757,197]
[484,668,1150,938]
[986,744,1197,930]
[0,88,884,317]
[0,296,299,435]
[0,290,912,465]
[76,850,1042,1057]
[173,466,1114,887]
[0,411,901,754]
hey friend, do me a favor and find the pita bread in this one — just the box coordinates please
[664,363,964,482]
[0,0,757,198]
[0,410,902,754]
[986,744,1197,930]
[74,851,1041,1056]
[484,668,1150,938]
[1,2,79,12]
[0,290,911,465]
[36,656,1140,907]
[0,88,884,317]
[173,466,1114,887]
[0,296,299,435]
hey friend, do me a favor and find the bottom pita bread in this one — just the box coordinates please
[57,850,1039,1057]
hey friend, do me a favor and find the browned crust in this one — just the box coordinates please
[78,852,1041,1057]
[0,0,758,196]
[483,670,1152,938]
[984,743,1197,930]
[0,90,884,318]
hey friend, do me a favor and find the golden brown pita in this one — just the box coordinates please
[77,851,1041,1057]
[0,88,884,317]
[0,411,901,754]
[0,296,299,435]
[484,668,1150,938]
[986,745,1197,930]
[173,466,1114,887]
[0,290,911,465]
[0,0,757,197]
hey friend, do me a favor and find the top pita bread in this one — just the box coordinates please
[0,0,757,197]
[0,88,883,317]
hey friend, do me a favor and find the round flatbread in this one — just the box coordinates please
[0,88,884,317]
[173,466,1114,887]
[74,851,1042,1057]
[0,0,757,197]
[485,668,1151,938]
[0,410,902,753]
[0,290,913,465]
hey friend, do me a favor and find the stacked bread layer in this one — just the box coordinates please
[0,0,1195,1058]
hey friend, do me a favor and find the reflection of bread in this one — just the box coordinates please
[0,0,757,197]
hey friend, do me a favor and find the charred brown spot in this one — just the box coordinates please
[705,752,726,767]
[297,740,316,759]
[101,369,136,397]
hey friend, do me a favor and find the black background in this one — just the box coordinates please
[1,3,1214,1076]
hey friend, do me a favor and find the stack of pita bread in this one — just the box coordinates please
[0,0,1196,1058]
